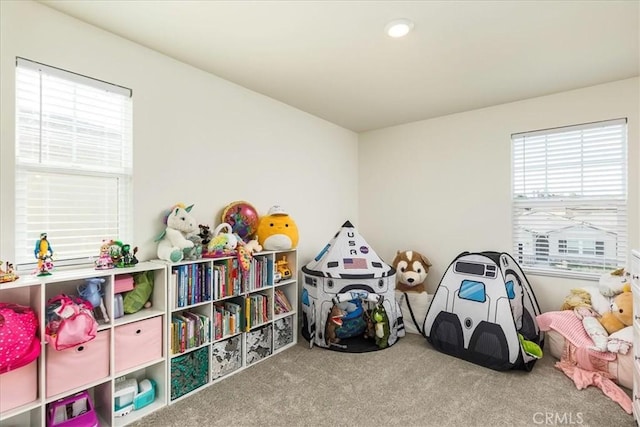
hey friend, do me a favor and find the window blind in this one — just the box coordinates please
[15,58,133,268]
[511,118,627,278]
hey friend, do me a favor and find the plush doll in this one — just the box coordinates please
[155,204,198,263]
[560,288,592,311]
[392,250,432,293]
[599,291,633,334]
[371,304,390,349]
[198,224,212,246]
[392,250,432,335]
[599,268,632,297]
[256,205,299,250]
[243,239,263,255]
[207,223,239,254]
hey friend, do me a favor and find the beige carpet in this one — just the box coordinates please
[131,333,635,427]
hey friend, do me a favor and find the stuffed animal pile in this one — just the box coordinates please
[561,268,633,354]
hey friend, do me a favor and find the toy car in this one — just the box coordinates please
[276,257,291,281]
[47,390,99,427]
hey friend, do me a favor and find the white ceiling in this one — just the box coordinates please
[40,0,639,133]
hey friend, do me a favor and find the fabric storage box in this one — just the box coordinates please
[46,330,110,398]
[171,346,209,401]
[0,359,38,412]
[114,316,162,373]
[114,274,134,294]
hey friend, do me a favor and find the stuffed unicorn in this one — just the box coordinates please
[155,203,198,262]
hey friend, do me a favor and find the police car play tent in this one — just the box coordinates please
[301,221,405,352]
[423,251,543,371]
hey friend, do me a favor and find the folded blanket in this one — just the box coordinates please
[536,311,616,366]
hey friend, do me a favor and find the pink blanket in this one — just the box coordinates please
[537,311,632,414]
[536,310,616,367]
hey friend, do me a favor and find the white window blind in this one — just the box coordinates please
[512,118,627,278]
[15,58,133,268]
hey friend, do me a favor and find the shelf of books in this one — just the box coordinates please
[163,248,297,404]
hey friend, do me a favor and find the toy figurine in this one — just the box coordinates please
[120,244,139,267]
[34,232,53,276]
[95,240,115,270]
[0,260,19,283]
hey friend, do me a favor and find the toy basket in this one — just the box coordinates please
[47,390,99,427]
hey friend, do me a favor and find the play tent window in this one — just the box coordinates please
[458,280,486,303]
[511,118,628,279]
[505,280,515,299]
[14,58,133,268]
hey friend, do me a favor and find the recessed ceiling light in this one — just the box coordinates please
[385,19,414,38]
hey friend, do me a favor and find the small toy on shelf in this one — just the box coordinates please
[34,232,54,276]
[184,233,203,261]
[155,203,199,263]
[108,240,140,268]
[120,243,139,267]
[257,205,299,250]
[0,260,19,283]
[78,277,110,323]
[206,223,239,255]
[244,239,263,255]
[95,240,115,270]
[198,224,213,246]
[276,255,291,282]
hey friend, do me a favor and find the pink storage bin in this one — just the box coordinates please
[0,359,38,413]
[114,316,162,373]
[114,275,134,294]
[46,330,110,398]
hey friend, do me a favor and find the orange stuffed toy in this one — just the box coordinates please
[599,291,633,335]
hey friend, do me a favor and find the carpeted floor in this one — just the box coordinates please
[131,333,635,427]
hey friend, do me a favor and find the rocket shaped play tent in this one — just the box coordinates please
[423,251,544,371]
[301,221,405,352]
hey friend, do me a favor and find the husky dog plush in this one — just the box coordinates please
[392,250,432,293]
[392,250,432,334]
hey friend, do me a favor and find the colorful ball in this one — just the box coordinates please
[221,201,259,241]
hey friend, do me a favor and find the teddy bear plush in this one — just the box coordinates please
[392,250,432,335]
[155,204,198,262]
[599,291,633,334]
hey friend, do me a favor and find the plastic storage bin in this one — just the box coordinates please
[0,359,38,413]
[114,316,162,373]
[46,330,110,398]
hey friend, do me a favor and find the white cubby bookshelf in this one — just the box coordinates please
[162,248,298,404]
[0,262,168,427]
[0,249,298,425]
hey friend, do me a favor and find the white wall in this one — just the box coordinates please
[358,78,639,313]
[0,1,359,268]
[2,1,637,315]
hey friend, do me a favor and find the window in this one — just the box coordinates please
[512,118,627,278]
[15,58,133,268]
